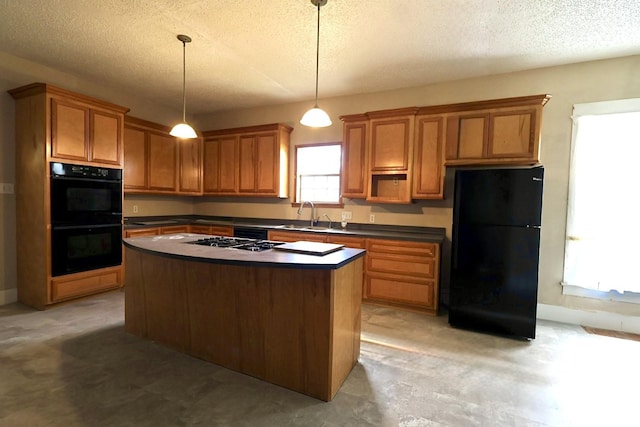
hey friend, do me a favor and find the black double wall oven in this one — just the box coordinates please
[50,162,123,277]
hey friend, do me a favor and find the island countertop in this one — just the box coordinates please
[123,233,366,270]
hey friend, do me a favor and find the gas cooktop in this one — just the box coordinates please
[186,236,285,252]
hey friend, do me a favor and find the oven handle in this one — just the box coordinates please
[51,223,122,231]
[51,175,122,184]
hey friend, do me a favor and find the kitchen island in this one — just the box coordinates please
[123,233,366,401]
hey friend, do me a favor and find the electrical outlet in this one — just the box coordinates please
[369,214,375,223]
[342,211,352,220]
[0,183,14,194]
[133,205,139,213]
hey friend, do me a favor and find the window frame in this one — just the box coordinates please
[291,141,344,208]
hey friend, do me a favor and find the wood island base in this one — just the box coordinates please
[124,246,364,401]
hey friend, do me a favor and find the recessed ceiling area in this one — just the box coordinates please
[1,0,639,114]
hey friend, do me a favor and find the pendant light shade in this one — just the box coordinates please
[300,0,332,128]
[170,34,197,139]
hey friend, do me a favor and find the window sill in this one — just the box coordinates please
[561,283,640,304]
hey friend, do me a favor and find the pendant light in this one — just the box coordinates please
[300,0,332,128]
[170,34,197,139]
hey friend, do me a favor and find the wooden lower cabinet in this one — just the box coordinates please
[159,225,189,235]
[268,230,440,314]
[51,266,122,303]
[124,227,160,238]
[364,238,440,315]
[188,225,233,236]
[268,230,328,243]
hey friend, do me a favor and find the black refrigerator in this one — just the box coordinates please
[449,166,543,339]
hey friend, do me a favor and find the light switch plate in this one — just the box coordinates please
[0,183,14,194]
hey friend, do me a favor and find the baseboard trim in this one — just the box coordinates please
[0,288,18,305]
[537,303,640,334]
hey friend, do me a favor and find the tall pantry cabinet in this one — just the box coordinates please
[8,83,129,309]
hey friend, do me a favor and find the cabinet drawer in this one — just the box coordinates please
[160,225,189,234]
[367,253,435,278]
[326,235,366,248]
[189,225,212,235]
[268,231,327,243]
[125,228,160,238]
[366,239,436,257]
[189,225,233,236]
[365,273,435,309]
[51,268,122,302]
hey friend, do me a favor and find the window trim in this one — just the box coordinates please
[292,141,344,207]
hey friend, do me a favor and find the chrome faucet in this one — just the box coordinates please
[323,214,332,229]
[297,201,316,226]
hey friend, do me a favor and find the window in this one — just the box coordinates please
[295,143,342,204]
[563,98,640,298]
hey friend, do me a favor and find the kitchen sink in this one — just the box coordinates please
[274,224,334,232]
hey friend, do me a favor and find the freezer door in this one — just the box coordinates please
[449,224,540,339]
[454,166,544,227]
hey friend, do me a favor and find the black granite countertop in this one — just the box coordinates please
[124,215,446,243]
[123,233,366,270]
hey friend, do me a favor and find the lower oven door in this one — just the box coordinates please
[51,224,123,277]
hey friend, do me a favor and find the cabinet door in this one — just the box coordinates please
[91,109,122,165]
[445,112,489,161]
[488,107,538,159]
[148,131,177,191]
[178,137,202,194]
[51,97,89,161]
[123,127,147,189]
[238,133,278,195]
[412,115,444,199]
[341,120,368,198]
[255,133,278,194]
[238,135,256,193]
[369,115,413,171]
[203,136,238,194]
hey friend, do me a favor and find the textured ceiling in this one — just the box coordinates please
[1,0,640,115]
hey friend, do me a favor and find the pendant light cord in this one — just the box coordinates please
[314,1,320,108]
[181,39,187,122]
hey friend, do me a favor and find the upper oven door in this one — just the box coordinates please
[50,164,122,226]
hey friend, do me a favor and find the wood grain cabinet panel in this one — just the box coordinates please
[203,123,291,198]
[268,230,328,243]
[51,96,123,165]
[364,238,440,314]
[412,114,444,199]
[339,115,368,199]
[445,95,549,166]
[123,126,147,189]
[177,137,202,194]
[203,135,238,194]
[188,225,233,236]
[148,131,177,192]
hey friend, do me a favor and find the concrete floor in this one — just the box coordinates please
[1,290,638,427]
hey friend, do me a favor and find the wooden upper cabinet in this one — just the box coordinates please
[203,135,238,194]
[204,123,291,198]
[239,133,278,195]
[51,98,89,161]
[369,109,415,172]
[412,114,445,199]
[177,137,202,194]
[339,114,368,199]
[366,108,417,204]
[147,131,177,192]
[124,116,177,194]
[123,126,147,189]
[49,93,125,166]
[445,94,550,165]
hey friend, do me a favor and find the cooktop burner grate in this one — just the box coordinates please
[186,236,284,251]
